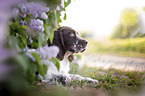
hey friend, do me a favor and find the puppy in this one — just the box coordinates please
[41,26,98,85]
[48,26,88,61]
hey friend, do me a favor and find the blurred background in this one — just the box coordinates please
[61,0,145,40]
[61,0,145,71]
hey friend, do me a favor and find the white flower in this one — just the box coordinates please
[36,46,59,59]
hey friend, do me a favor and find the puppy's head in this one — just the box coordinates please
[49,26,88,61]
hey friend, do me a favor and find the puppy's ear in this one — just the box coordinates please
[47,39,51,46]
[54,28,66,61]
[58,29,65,51]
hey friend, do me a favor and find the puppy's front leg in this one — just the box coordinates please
[69,74,98,84]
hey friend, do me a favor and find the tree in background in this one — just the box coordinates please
[110,8,145,39]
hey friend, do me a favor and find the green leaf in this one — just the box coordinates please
[21,25,28,30]
[58,18,62,23]
[9,36,20,51]
[13,16,21,23]
[45,26,54,43]
[17,35,27,49]
[31,52,45,78]
[26,17,31,24]
[31,41,39,48]
[50,57,60,71]
[56,11,62,24]
[15,54,29,71]
[18,28,27,38]
[38,33,45,47]
[26,62,37,82]
[64,0,71,7]
[25,14,34,24]
[43,64,48,75]
[63,13,67,20]
[10,22,20,31]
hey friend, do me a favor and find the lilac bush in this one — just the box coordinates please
[6,0,72,85]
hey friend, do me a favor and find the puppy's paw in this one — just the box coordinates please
[86,79,99,84]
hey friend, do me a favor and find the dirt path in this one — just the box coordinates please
[78,54,145,72]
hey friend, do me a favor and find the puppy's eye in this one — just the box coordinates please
[69,33,75,37]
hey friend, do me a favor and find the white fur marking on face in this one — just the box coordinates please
[70,33,75,37]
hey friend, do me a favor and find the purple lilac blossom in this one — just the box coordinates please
[20,13,26,18]
[17,2,49,16]
[29,36,33,43]
[43,7,50,12]
[19,20,27,26]
[29,19,44,32]
[39,12,48,19]
[32,12,38,18]
[11,2,50,33]
[20,6,28,13]
[12,8,19,17]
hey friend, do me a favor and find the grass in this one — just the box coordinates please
[86,37,145,58]
[30,66,145,96]
[74,66,145,90]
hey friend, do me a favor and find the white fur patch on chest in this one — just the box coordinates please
[59,56,70,74]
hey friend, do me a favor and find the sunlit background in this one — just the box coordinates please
[61,0,145,40]
[60,0,145,72]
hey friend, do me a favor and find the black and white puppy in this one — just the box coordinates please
[48,26,88,61]
[41,26,98,85]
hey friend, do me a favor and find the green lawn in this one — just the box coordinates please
[86,38,145,58]
[72,66,145,91]
[30,66,145,96]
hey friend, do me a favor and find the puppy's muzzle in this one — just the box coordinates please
[71,39,88,53]
[79,39,88,52]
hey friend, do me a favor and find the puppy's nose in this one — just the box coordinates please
[83,40,88,44]
[85,40,88,44]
